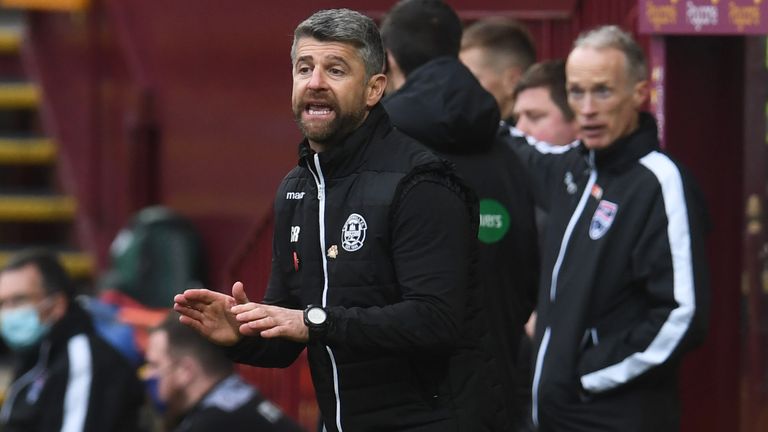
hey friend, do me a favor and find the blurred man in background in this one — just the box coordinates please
[508,60,579,431]
[381,1,539,429]
[0,249,144,431]
[461,16,537,123]
[512,59,578,146]
[145,312,303,432]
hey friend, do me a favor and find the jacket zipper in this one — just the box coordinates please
[0,341,51,423]
[310,154,343,432]
[531,327,550,427]
[531,151,597,427]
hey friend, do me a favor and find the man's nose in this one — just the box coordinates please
[577,94,598,116]
[308,68,327,90]
[516,116,533,137]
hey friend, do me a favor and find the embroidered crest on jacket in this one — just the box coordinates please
[342,213,367,252]
[589,200,618,240]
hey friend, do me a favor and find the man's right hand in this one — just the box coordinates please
[173,282,251,346]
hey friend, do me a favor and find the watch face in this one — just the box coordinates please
[307,307,327,325]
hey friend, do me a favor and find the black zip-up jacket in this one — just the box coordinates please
[383,57,539,428]
[229,104,506,431]
[505,113,710,431]
[0,302,145,432]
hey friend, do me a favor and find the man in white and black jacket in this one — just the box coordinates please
[174,8,508,432]
[505,26,710,431]
[0,249,145,432]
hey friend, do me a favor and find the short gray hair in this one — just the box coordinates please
[573,25,647,84]
[291,9,385,81]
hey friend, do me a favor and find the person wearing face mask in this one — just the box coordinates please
[0,249,145,432]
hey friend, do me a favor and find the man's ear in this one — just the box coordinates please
[502,66,523,98]
[632,79,649,108]
[366,74,387,107]
[46,292,68,323]
[176,355,200,381]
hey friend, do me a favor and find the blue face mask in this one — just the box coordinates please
[0,305,51,350]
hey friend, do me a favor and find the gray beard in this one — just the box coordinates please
[295,105,367,146]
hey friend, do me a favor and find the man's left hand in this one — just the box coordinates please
[231,303,309,343]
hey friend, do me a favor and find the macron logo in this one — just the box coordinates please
[286,192,306,200]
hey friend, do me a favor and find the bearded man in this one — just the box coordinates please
[174,8,508,432]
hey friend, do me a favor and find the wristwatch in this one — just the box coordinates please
[303,305,329,338]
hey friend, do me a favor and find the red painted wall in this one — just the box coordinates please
[664,36,744,432]
[23,0,740,429]
[26,0,645,292]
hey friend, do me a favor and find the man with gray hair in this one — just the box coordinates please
[505,25,710,431]
[174,8,506,432]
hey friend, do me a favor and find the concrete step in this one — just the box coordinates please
[0,137,54,164]
[0,193,75,221]
[0,27,21,54]
[0,82,38,109]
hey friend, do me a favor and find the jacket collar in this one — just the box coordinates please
[298,104,390,178]
[582,112,659,172]
[381,56,500,155]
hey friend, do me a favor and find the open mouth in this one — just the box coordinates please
[305,103,334,117]
[581,124,605,138]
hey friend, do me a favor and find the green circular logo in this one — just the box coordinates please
[478,199,510,244]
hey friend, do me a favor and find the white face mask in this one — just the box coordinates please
[0,305,51,350]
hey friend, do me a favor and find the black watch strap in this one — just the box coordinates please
[304,305,329,339]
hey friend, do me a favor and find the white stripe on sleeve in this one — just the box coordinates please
[580,151,696,392]
[61,334,92,432]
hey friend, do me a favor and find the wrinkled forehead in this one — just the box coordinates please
[293,37,362,63]
[566,46,630,86]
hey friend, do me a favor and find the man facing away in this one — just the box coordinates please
[505,25,710,431]
[0,249,144,431]
[145,312,303,432]
[174,8,507,432]
[460,16,537,123]
[380,1,539,429]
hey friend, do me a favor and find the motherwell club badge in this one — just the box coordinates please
[341,213,367,252]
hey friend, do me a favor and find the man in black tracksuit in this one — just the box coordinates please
[0,249,144,432]
[380,1,539,429]
[505,26,710,431]
[174,8,507,432]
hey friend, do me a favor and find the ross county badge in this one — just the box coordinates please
[589,200,618,240]
[341,213,367,252]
